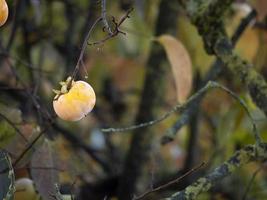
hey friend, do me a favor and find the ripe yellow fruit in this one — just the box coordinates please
[53,77,96,121]
[0,0,8,26]
[14,178,40,200]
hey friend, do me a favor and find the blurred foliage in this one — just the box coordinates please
[0,0,267,200]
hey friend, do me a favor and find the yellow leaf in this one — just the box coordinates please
[228,4,259,62]
[156,35,193,103]
[236,28,259,62]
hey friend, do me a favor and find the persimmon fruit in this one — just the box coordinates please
[14,178,39,200]
[0,0,8,26]
[53,77,96,121]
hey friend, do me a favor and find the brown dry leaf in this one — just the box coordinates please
[156,35,193,103]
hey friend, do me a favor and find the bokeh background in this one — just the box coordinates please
[1,0,267,199]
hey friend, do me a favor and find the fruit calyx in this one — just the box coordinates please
[53,76,74,100]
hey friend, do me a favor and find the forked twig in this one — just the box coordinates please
[70,1,133,84]
[87,7,133,46]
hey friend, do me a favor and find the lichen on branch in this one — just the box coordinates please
[178,0,267,117]
[165,143,267,200]
[164,0,267,199]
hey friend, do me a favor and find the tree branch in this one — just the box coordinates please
[164,1,267,199]
[117,1,179,199]
[165,143,267,200]
[134,162,205,200]
[161,8,257,144]
[179,0,267,117]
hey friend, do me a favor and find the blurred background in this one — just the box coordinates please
[1,0,267,199]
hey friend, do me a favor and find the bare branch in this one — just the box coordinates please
[162,8,258,144]
[165,143,267,200]
[88,7,133,46]
[101,81,261,144]
[0,112,28,143]
[70,6,133,84]
[134,162,205,200]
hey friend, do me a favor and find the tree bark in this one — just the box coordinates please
[117,1,179,199]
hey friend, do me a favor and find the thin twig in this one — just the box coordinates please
[0,129,46,175]
[165,144,267,200]
[70,16,102,84]
[1,54,109,171]
[1,54,53,122]
[101,81,260,144]
[133,162,205,200]
[70,6,133,83]
[1,28,110,173]
[0,54,110,172]
[101,82,214,132]
[161,8,258,144]
[51,122,112,173]
[231,9,257,45]
[101,0,113,35]
[12,129,46,167]
[211,82,261,144]
[88,7,133,46]
[0,112,28,143]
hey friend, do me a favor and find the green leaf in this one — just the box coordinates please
[0,151,15,200]
[52,89,61,95]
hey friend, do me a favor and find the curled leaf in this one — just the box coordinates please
[156,34,193,103]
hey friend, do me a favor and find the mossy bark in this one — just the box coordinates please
[180,0,267,116]
[166,143,267,200]
[165,0,267,199]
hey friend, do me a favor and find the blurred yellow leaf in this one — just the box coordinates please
[156,35,193,103]
[236,28,259,62]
